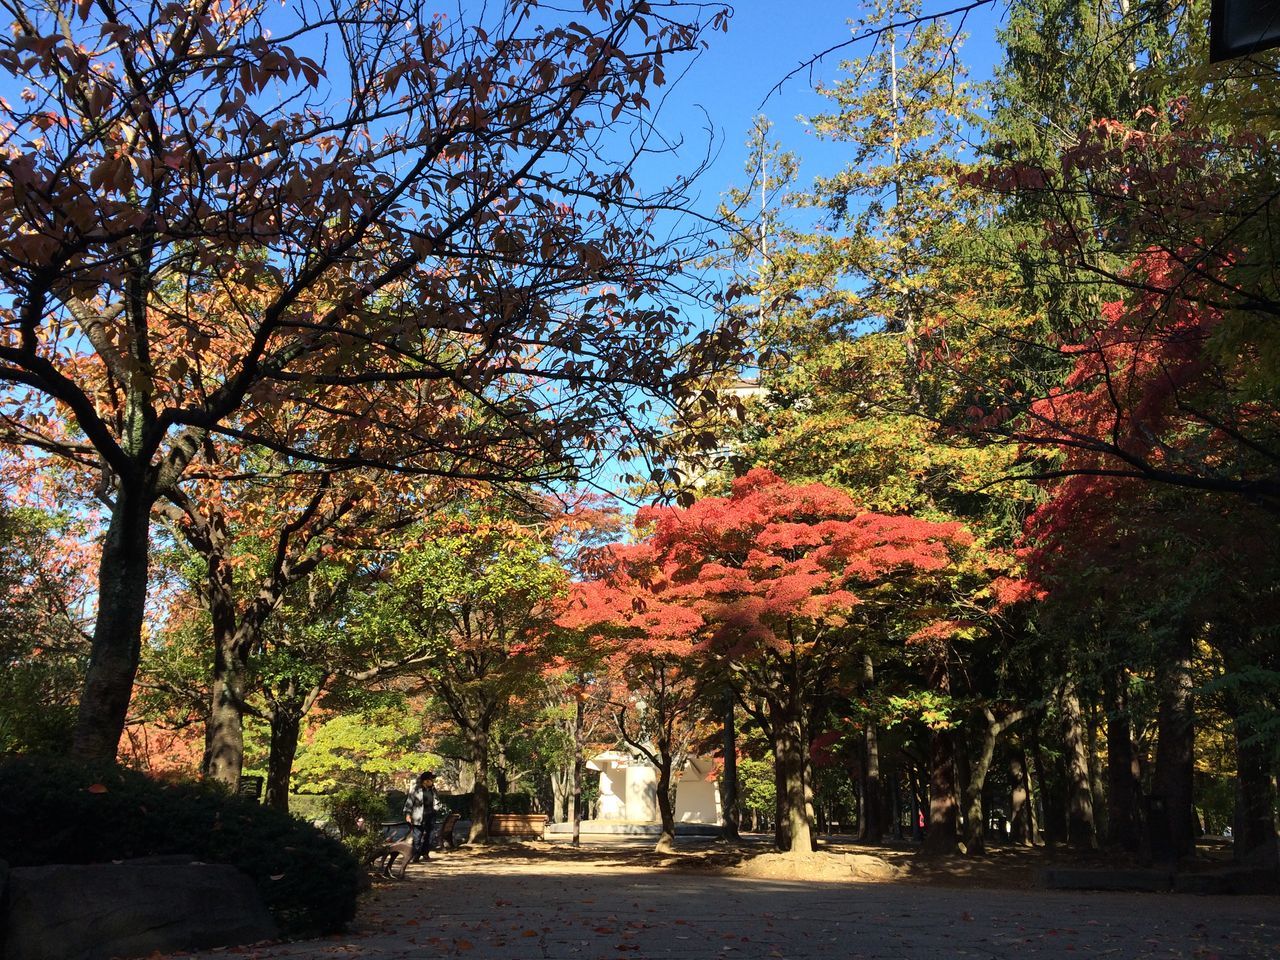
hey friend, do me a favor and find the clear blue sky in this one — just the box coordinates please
[648,0,1010,212]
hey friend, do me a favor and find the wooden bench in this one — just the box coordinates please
[434,812,461,850]
[488,812,548,838]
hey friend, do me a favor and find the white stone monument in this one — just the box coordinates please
[588,750,721,825]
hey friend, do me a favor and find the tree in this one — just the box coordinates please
[968,0,1280,506]
[0,501,93,750]
[0,0,739,762]
[372,511,568,842]
[575,469,983,855]
[156,450,435,788]
[562,547,706,852]
[291,708,438,796]
[719,4,1034,852]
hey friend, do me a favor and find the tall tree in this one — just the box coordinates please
[0,0,739,761]
[571,469,987,855]
[373,511,568,842]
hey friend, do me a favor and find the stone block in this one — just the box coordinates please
[1172,867,1280,895]
[2,860,278,960]
[1037,867,1173,892]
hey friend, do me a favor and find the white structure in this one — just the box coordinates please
[588,750,721,824]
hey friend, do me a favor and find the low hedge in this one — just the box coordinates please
[324,787,388,865]
[0,754,359,937]
[438,790,534,815]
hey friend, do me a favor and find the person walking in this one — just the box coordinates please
[404,771,437,863]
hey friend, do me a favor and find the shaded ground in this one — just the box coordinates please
[168,838,1278,960]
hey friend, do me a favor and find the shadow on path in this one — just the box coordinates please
[169,843,1279,960]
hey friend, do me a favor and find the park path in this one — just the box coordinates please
[174,849,1279,960]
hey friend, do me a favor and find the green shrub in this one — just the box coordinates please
[492,792,534,814]
[384,789,407,818]
[324,786,387,837]
[0,754,359,938]
[286,792,330,824]
[323,787,389,865]
[436,791,533,815]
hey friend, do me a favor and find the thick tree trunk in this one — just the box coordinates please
[1010,750,1032,845]
[962,729,986,853]
[1154,634,1196,862]
[72,483,154,761]
[265,709,302,812]
[1062,681,1097,849]
[1105,681,1141,851]
[963,707,1029,854]
[772,702,813,855]
[467,723,491,843]
[1233,708,1277,864]
[205,593,249,786]
[921,726,961,855]
[655,756,677,853]
[721,689,740,841]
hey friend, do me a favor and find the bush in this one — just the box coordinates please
[492,792,534,814]
[437,791,533,815]
[384,789,407,818]
[0,754,359,937]
[438,791,471,816]
[325,786,387,837]
[324,786,388,865]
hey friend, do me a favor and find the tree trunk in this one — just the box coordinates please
[1088,699,1106,840]
[655,755,677,853]
[1033,732,1065,845]
[772,700,812,855]
[571,692,584,847]
[467,723,491,843]
[890,766,904,841]
[72,483,154,761]
[721,688,740,841]
[265,709,302,812]
[1062,681,1097,849]
[909,761,924,841]
[1233,706,1277,864]
[920,725,961,855]
[1010,750,1031,845]
[861,655,883,844]
[551,764,570,823]
[1105,680,1141,851]
[773,743,790,850]
[1154,633,1195,862]
[963,707,1030,855]
[205,589,249,786]
[1026,747,1040,844]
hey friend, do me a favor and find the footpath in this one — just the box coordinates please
[170,844,1279,960]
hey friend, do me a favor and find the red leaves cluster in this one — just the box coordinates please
[565,469,974,658]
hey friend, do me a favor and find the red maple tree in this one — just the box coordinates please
[566,469,981,854]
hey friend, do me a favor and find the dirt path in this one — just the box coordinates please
[169,841,1278,959]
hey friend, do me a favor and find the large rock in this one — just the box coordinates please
[2,860,278,960]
